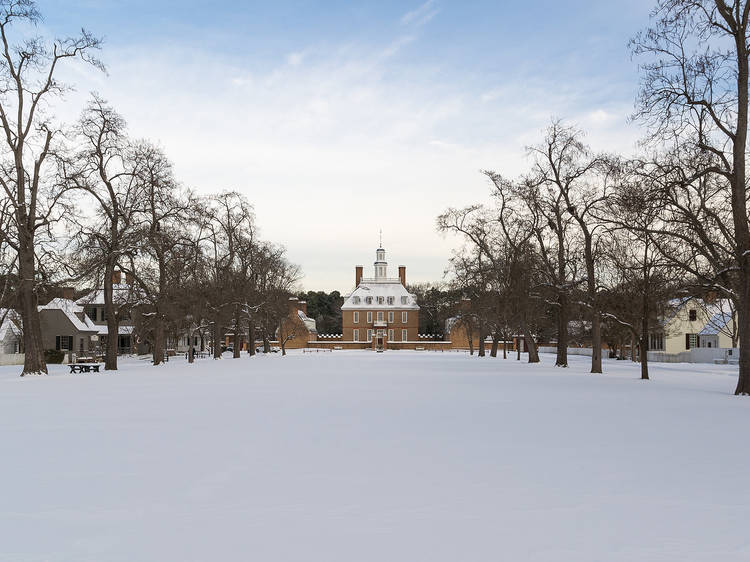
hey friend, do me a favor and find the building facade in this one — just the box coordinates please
[340,246,419,348]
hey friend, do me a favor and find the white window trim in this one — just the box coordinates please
[388,311,394,323]
[367,311,372,323]
[353,311,359,324]
[388,329,394,341]
[402,329,408,342]
[353,329,359,342]
[377,311,383,322]
[367,329,373,342]
[402,311,408,323]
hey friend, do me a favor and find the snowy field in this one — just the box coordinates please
[1,351,749,562]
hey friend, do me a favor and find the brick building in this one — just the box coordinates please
[340,246,419,350]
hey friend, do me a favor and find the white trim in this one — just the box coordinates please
[353,311,359,324]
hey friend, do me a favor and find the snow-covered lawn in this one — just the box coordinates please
[1,351,748,561]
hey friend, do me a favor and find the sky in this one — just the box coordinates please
[39,0,656,292]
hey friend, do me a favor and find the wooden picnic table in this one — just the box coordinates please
[69,364,101,374]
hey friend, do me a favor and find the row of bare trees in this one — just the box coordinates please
[0,1,300,375]
[440,0,750,395]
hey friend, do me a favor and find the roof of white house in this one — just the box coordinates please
[341,245,419,311]
[95,325,135,336]
[297,309,317,334]
[39,298,99,333]
[0,309,21,341]
[341,282,419,310]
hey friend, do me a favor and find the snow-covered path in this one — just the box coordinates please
[1,351,748,561]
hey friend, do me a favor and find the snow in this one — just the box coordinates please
[1,351,749,561]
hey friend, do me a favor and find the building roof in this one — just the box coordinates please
[297,310,317,334]
[699,310,733,336]
[39,298,99,333]
[0,309,21,341]
[341,281,419,310]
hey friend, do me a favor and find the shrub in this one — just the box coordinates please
[44,349,65,364]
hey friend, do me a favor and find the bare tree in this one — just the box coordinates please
[65,95,141,370]
[631,0,750,394]
[0,0,102,374]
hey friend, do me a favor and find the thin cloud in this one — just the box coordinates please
[400,0,439,27]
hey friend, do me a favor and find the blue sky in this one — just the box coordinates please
[41,0,655,291]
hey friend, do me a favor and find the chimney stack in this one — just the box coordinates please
[298,300,307,315]
[112,270,122,284]
[398,266,406,287]
[62,287,75,300]
[355,265,363,287]
[125,272,133,285]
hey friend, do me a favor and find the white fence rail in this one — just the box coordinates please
[0,353,24,366]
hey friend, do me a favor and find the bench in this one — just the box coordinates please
[69,364,101,374]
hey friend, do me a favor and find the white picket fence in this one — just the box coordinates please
[0,353,25,366]
[648,348,739,364]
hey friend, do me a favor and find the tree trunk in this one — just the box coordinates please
[556,292,569,367]
[213,321,222,359]
[478,321,486,357]
[104,265,118,371]
[18,229,47,375]
[490,332,499,357]
[521,318,539,363]
[248,319,256,356]
[263,334,270,353]
[233,310,241,359]
[503,338,507,359]
[153,316,165,365]
[188,329,195,363]
[736,305,750,394]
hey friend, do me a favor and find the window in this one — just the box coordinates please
[377,311,383,322]
[388,329,394,341]
[367,311,372,323]
[353,311,359,324]
[402,311,408,323]
[85,307,96,321]
[689,309,697,321]
[377,296,384,305]
[387,296,394,305]
[367,329,373,341]
[686,333,698,349]
[353,296,360,304]
[402,329,408,342]
[401,296,408,305]
[55,335,73,351]
[388,311,394,323]
[353,329,359,342]
[365,296,373,305]
[649,333,664,351]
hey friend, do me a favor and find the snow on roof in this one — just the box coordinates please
[341,281,419,310]
[39,298,98,333]
[297,309,317,334]
[699,311,733,336]
[95,325,135,336]
[0,308,21,341]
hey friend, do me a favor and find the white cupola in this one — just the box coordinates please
[374,246,387,279]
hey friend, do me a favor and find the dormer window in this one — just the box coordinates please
[401,296,408,305]
[365,296,373,305]
[377,296,384,305]
[353,296,360,304]
[387,296,394,305]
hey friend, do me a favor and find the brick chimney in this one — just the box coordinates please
[125,272,133,285]
[298,300,307,315]
[112,270,122,284]
[355,265,363,287]
[398,265,406,287]
[62,287,75,300]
